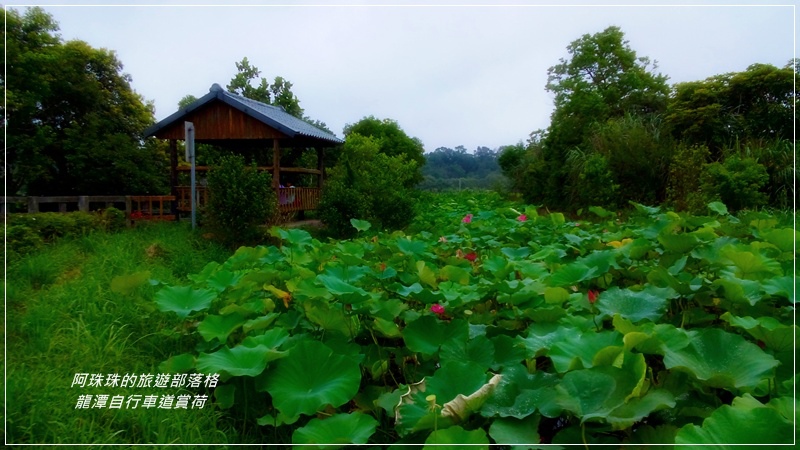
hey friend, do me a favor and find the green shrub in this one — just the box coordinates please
[667,143,711,213]
[6,224,45,258]
[566,149,619,209]
[701,156,769,212]
[99,206,127,232]
[318,134,417,238]
[206,154,276,247]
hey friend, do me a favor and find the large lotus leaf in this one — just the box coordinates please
[197,312,246,343]
[349,218,372,232]
[662,328,779,390]
[501,247,531,260]
[555,367,623,423]
[719,312,797,352]
[389,282,424,297]
[242,313,280,334]
[304,298,358,338]
[205,269,243,292]
[547,330,623,372]
[403,316,468,356]
[241,327,289,349]
[761,227,797,253]
[265,340,361,418]
[316,274,371,303]
[711,276,763,305]
[595,286,675,323]
[440,334,494,370]
[196,344,284,377]
[158,352,195,373]
[488,415,540,446]
[424,426,489,449]
[658,233,699,253]
[675,395,793,446]
[490,334,528,370]
[721,247,782,280]
[292,412,378,448]
[763,275,796,303]
[273,227,313,248]
[480,365,561,419]
[154,285,217,318]
[426,361,489,405]
[416,260,438,289]
[323,264,373,284]
[516,323,571,357]
[578,249,619,275]
[547,262,597,287]
[396,238,429,256]
[605,389,675,430]
[438,265,471,285]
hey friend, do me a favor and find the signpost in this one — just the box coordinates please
[185,122,196,230]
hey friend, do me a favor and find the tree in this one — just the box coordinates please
[178,95,198,109]
[4,7,165,196]
[343,116,426,186]
[226,57,303,118]
[531,26,670,208]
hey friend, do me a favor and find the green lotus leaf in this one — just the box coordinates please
[490,335,528,371]
[416,260,438,289]
[197,312,246,343]
[316,274,371,303]
[630,202,660,216]
[707,201,728,215]
[501,247,531,260]
[154,285,217,318]
[517,323,571,357]
[589,205,613,218]
[438,265,471,285]
[389,282,424,297]
[480,365,560,419]
[265,340,361,418]
[711,276,763,305]
[578,249,619,275]
[158,352,195,373]
[214,383,236,409]
[196,344,284,377]
[595,286,674,323]
[763,275,795,303]
[110,270,151,294]
[547,330,623,372]
[440,335,495,370]
[662,328,779,390]
[273,227,313,248]
[544,287,570,304]
[721,247,782,280]
[292,412,378,448]
[304,299,358,338]
[241,327,289,349]
[555,368,618,422]
[719,312,797,352]
[372,317,401,338]
[323,264,373,283]
[206,269,242,292]
[675,395,793,446]
[424,425,489,448]
[658,233,700,253]
[403,316,468,356]
[606,389,675,430]
[396,238,429,256]
[488,415,540,445]
[350,218,372,232]
[547,262,597,287]
[761,227,796,253]
[242,313,279,334]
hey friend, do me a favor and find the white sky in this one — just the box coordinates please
[6,1,796,153]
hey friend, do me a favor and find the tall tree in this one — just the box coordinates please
[4,7,165,195]
[343,116,426,187]
[533,26,670,208]
[226,57,303,118]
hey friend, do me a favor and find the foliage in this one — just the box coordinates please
[565,150,618,209]
[421,145,507,190]
[701,156,769,212]
[151,191,797,446]
[666,143,711,213]
[343,116,426,187]
[666,62,797,156]
[318,135,417,238]
[205,155,276,247]
[4,7,166,196]
[5,208,126,258]
[226,57,303,118]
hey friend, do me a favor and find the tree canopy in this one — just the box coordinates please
[4,7,166,196]
[226,57,304,118]
[343,116,426,186]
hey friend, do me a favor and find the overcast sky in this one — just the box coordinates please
[6,1,796,152]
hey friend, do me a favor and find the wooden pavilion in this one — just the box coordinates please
[144,83,343,218]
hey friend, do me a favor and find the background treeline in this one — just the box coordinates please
[419,146,508,191]
[497,26,796,213]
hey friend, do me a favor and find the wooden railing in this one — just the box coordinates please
[175,186,320,213]
[277,187,320,212]
[1,195,175,226]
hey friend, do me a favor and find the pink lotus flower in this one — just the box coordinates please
[462,214,473,223]
[431,304,445,315]
[588,290,599,304]
[517,214,527,222]
[464,252,478,262]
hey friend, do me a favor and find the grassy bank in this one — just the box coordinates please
[3,222,267,446]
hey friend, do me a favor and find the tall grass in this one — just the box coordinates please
[4,222,275,445]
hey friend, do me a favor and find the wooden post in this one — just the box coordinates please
[169,139,178,217]
[317,147,325,188]
[78,196,89,212]
[27,197,39,213]
[272,139,281,190]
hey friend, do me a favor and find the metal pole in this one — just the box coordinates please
[185,122,196,230]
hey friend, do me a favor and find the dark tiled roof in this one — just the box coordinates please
[144,83,343,145]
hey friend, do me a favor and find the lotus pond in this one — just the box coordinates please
[151,193,797,447]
